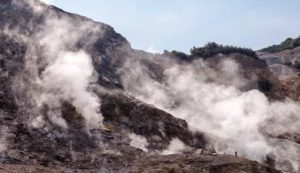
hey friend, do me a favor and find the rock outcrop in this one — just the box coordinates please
[0,0,297,172]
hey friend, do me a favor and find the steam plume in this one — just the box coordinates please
[8,0,104,129]
[120,56,300,171]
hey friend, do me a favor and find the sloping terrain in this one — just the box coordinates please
[0,0,299,172]
[258,44,300,154]
[258,46,300,101]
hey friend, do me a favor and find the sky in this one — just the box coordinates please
[47,0,300,53]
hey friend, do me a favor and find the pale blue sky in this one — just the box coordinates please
[48,0,300,53]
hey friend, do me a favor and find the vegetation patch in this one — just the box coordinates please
[164,42,258,61]
[260,36,300,53]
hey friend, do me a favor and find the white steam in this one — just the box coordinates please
[39,51,102,128]
[162,138,190,155]
[3,0,300,171]
[40,0,50,4]
[9,1,104,129]
[128,133,149,152]
[121,57,300,171]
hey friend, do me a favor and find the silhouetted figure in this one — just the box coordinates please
[235,151,238,157]
[200,148,205,155]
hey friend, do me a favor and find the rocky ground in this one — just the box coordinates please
[0,154,281,173]
[258,47,300,101]
[0,0,299,172]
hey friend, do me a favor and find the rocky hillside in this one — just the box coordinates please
[0,0,299,172]
[258,42,300,101]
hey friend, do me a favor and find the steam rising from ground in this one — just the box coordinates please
[39,51,102,128]
[2,0,300,171]
[8,0,103,129]
[162,138,190,155]
[128,133,149,152]
[121,57,300,171]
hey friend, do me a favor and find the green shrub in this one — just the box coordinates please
[190,42,258,59]
[163,50,190,61]
[163,42,258,61]
[261,36,300,53]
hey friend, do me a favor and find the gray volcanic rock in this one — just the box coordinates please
[129,154,280,173]
[0,1,207,172]
[204,53,285,100]
[259,47,300,66]
[100,92,206,151]
[0,0,130,89]
[0,0,290,172]
[0,154,281,173]
[258,47,300,101]
[258,46,300,148]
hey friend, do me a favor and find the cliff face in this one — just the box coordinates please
[0,0,298,172]
[258,46,300,101]
[0,1,206,171]
[257,47,300,153]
